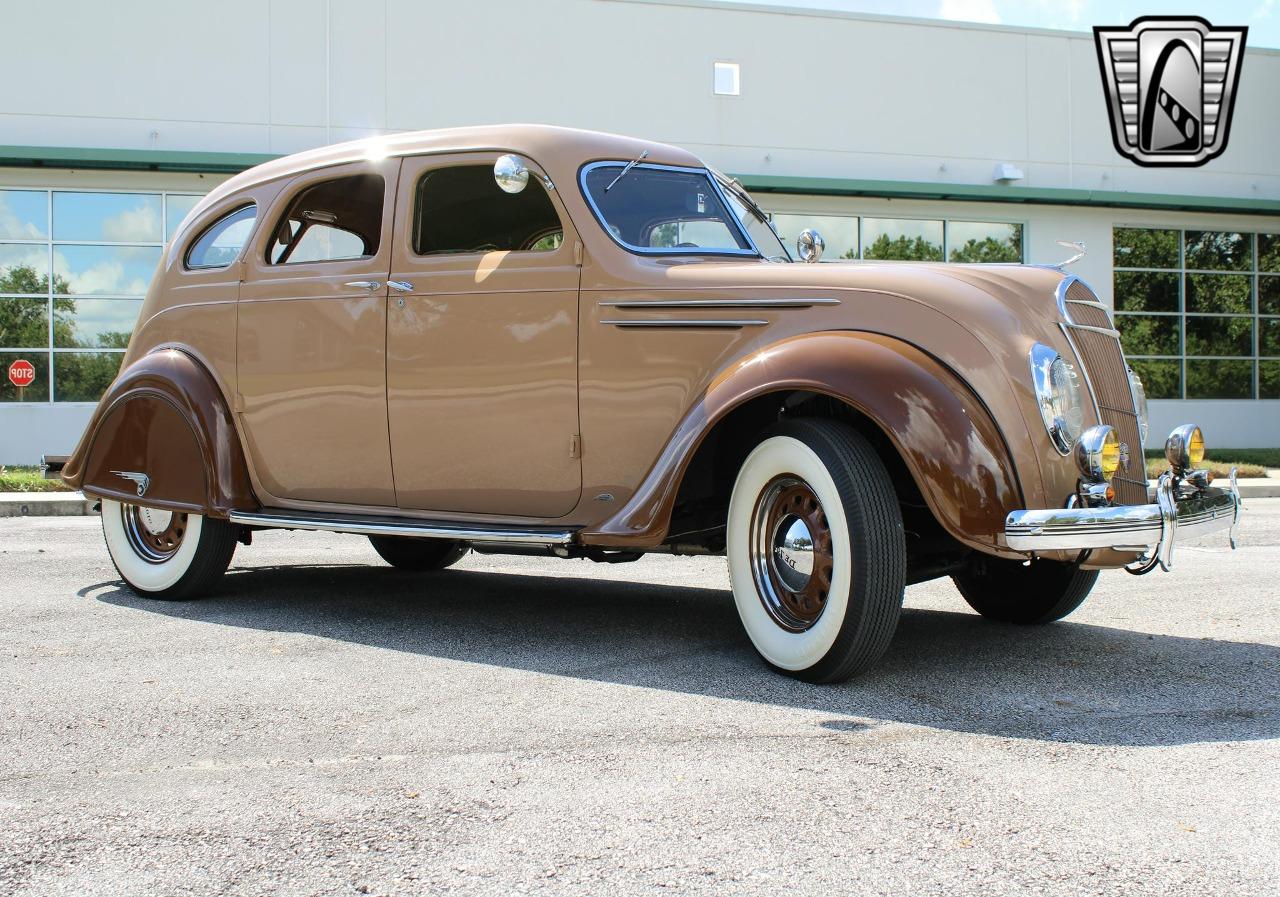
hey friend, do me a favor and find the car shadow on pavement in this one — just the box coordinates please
[84,562,1280,748]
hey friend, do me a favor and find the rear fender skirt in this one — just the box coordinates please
[61,348,257,518]
[580,331,1023,554]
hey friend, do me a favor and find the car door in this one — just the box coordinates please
[237,158,400,507]
[386,152,581,517]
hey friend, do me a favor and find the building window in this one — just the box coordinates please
[770,214,1023,264]
[0,187,202,404]
[1114,227,1279,400]
[713,61,740,96]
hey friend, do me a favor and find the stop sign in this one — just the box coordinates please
[8,359,35,389]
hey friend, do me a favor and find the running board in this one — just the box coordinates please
[228,508,577,546]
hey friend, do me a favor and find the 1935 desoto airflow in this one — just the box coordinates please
[51,126,1242,681]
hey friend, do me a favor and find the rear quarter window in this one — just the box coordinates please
[185,205,257,270]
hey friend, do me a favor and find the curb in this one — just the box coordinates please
[1236,481,1280,499]
[0,492,99,518]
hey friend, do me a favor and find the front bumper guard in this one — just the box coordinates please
[1004,470,1242,572]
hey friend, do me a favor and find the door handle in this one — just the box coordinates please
[388,280,414,293]
[344,280,381,291]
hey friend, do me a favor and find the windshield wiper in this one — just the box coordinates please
[604,150,649,192]
[720,174,771,225]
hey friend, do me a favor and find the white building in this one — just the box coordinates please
[2,0,1278,463]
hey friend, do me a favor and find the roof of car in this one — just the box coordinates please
[193,124,703,222]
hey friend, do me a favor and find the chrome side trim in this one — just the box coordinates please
[600,318,768,329]
[1004,484,1239,556]
[598,298,839,309]
[228,509,577,545]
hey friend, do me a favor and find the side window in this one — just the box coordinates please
[185,205,257,269]
[414,165,563,255]
[268,174,384,265]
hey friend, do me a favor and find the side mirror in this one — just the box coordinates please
[494,154,530,193]
[796,229,825,264]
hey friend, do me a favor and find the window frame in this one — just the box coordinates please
[767,211,1025,264]
[183,203,258,271]
[409,162,568,258]
[578,161,762,259]
[264,173,386,268]
[0,185,203,405]
[1113,226,1279,400]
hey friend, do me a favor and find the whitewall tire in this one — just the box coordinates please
[101,498,238,600]
[726,419,906,682]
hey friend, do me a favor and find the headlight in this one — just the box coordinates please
[1029,343,1084,455]
[1127,366,1149,445]
[1075,425,1121,482]
[1165,424,1205,474]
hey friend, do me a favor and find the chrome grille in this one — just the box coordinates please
[1058,277,1147,506]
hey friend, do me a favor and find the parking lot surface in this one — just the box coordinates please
[2,501,1278,896]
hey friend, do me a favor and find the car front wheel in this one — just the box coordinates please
[101,498,238,600]
[952,557,1098,624]
[368,536,468,571]
[726,419,906,682]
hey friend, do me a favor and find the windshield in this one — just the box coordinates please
[581,163,757,256]
[714,173,792,262]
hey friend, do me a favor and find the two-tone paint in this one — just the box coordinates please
[62,125,1140,569]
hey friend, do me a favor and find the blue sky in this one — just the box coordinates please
[705,1,1280,49]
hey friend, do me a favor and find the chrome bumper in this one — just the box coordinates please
[1004,472,1241,571]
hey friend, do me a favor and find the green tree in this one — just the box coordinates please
[862,234,943,262]
[949,236,1021,263]
[0,264,130,402]
[0,265,76,348]
[52,352,125,402]
[1113,228,1178,268]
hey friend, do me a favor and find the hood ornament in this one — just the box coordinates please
[111,470,150,496]
[1053,241,1087,268]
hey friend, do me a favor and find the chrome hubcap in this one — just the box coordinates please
[772,516,815,591]
[749,476,835,632]
[121,503,188,564]
[138,506,174,535]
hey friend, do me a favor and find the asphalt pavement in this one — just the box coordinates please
[2,501,1278,896]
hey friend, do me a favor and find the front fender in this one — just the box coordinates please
[62,348,257,518]
[581,331,1023,554]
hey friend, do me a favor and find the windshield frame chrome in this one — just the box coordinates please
[578,160,763,259]
[712,169,792,263]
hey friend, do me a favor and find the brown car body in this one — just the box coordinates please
[63,124,1148,574]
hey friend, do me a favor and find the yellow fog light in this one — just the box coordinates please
[1074,425,1120,483]
[1165,425,1205,474]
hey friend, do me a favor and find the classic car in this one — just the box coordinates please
[52,125,1242,682]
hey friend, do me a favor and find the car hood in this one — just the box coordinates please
[648,259,1073,346]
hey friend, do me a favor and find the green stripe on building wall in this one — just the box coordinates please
[0,145,277,174]
[2,144,1277,216]
[734,174,1280,217]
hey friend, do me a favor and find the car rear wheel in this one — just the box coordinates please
[368,536,468,571]
[101,498,238,600]
[726,419,906,682]
[952,558,1098,624]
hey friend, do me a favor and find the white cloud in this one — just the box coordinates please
[1255,0,1277,19]
[100,202,162,243]
[53,248,155,297]
[937,0,1000,24]
[0,195,45,240]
